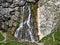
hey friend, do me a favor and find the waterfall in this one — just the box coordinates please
[14,5,35,42]
[14,6,25,38]
[26,6,35,42]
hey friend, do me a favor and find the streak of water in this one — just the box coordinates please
[14,6,25,38]
[26,6,35,42]
[14,5,35,42]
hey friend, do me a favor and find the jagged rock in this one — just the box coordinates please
[11,15,18,21]
[13,22,18,27]
[2,2,10,8]
[10,4,15,8]
[15,0,26,6]
[0,0,4,3]
[0,0,59,42]
[37,0,59,39]
[9,8,15,11]
[26,0,39,3]
[8,20,13,27]
[9,10,15,15]
[6,0,13,3]
[0,8,9,15]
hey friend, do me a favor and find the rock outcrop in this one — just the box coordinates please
[37,0,59,40]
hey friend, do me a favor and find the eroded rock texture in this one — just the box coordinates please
[38,0,59,39]
[0,0,39,42]
[0,0,59,42]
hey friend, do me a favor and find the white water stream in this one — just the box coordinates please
[14,5,35,42]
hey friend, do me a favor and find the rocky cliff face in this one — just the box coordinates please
[0,6,20,33]
[38,0,59,40]
[0,0,59,42]
[0,0,39,42]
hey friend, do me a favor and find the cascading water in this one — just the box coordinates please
[26,6,35,42]
[14,6,24,38]
[13,0,57,42]
[14,4,36,42]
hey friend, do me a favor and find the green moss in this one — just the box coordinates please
[0,33,4,41]
[0,33,37,45]
[41,29,60,45]
[0,40,37,45]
